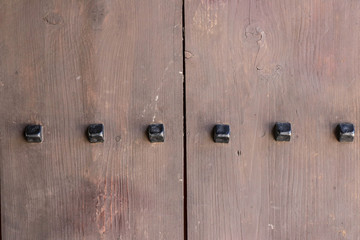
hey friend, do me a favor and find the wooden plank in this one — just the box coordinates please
[0,0,183,239]
[185,0,360,239]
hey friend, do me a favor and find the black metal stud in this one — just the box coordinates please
[336,123,354,142]
[87,124,104,143]
[147,123,165,142]
[24,124,43,143]
[213,124,230,143]
[273,122,291,141]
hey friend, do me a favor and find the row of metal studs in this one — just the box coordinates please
[23,122,355,143]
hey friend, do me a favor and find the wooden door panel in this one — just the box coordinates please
[0,0,183,239]
[185,0,360,239]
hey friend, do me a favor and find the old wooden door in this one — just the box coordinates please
[0,0,183,239]
[2,0,360,240]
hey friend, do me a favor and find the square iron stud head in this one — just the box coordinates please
[24,125,43,143]
[213,124,230,143]
[336,123,354,142]
[273,122,291,142]
[87,124,104,143]
[147,124,165,143]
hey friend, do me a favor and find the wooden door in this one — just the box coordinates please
[2,0,360,239]
[0,0,183,239]
[185,0,360,239]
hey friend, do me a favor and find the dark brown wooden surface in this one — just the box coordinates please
[0,0,183,239]
[3,0,360,239]
[185,0,360,239]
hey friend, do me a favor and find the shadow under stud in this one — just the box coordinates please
[24,125,43,143]
[87,124,104,143]
[336,123,354,142]
[273,122,291,142]
[147,124,165,142]
[213,124,230,143]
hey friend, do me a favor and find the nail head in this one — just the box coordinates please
[87,124,104,143]
[273,122,291,141]
[24,125,43,143]
[213,124,230,143]
[147,124,165,142]
[336,123,354,142]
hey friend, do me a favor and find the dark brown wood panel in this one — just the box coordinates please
[185,0,360,239]
[0,0,183,239]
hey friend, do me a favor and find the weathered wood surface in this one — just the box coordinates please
[185,0,360,239]
[0,0,183,239]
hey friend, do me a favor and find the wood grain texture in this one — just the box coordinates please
[0,0,183,239]
[185,0,360,239]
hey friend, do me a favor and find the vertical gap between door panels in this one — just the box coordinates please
[182,0,188,239]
